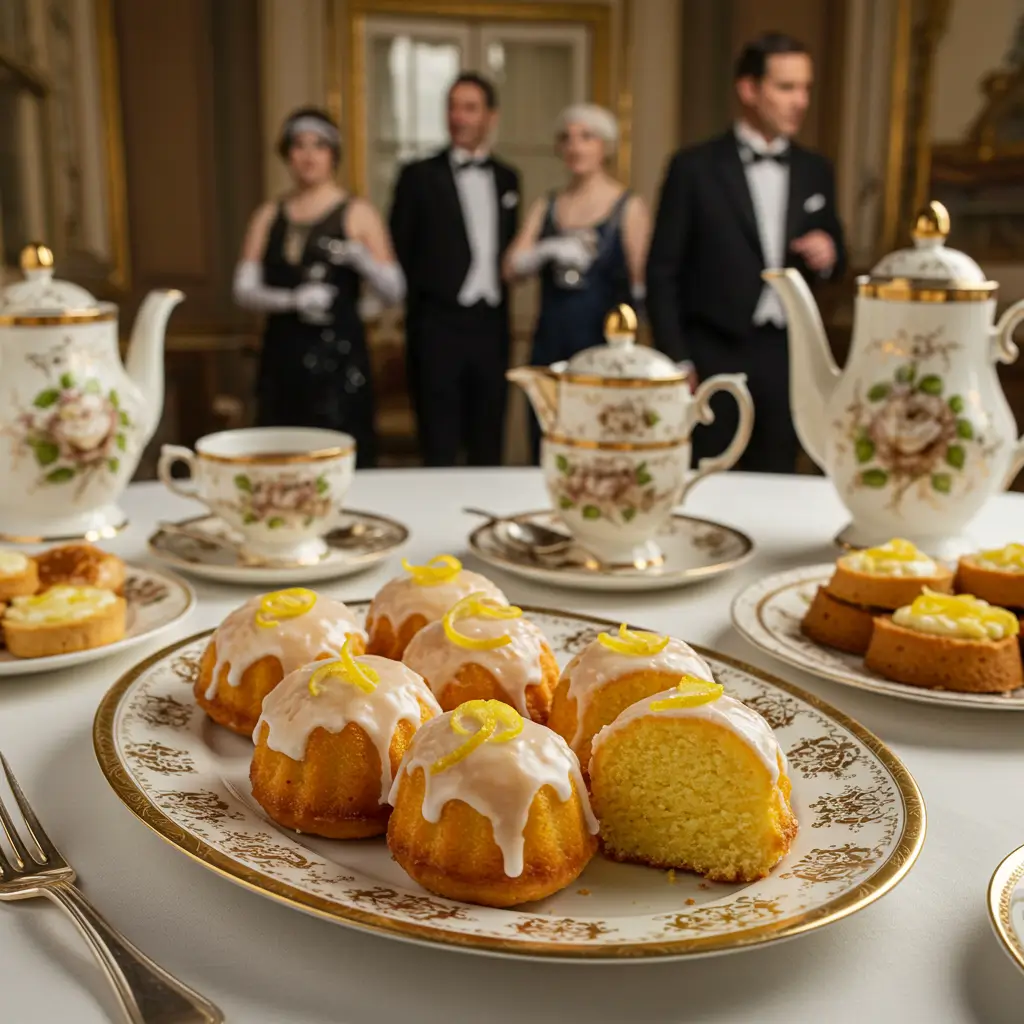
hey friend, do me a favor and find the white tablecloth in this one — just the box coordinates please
[1,471,1022,1023]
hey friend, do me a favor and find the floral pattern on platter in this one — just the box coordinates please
[228,471,332,530]
[549,452,673,525]
[97,603,923,958]
[835,329,1002,510]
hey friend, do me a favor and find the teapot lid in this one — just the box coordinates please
[860,201,996,298]
[0,244,116,325]
[557,305,684,381]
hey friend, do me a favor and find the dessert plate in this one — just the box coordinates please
[467,510,754,592]
[147,510,408,585]
[989,842,1024,974]
[0,565,194,677]
[731,566,1024,711]
[94,604,924,961]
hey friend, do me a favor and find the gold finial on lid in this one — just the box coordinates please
[911,201,951,241]
[19,243,54,271]
[604,303,638,338]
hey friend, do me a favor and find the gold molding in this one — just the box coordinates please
[330,0,623,197]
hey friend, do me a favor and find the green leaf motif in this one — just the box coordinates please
[917,374,943,396]
[115,433,127,451]
[234,474,253,493]
[643,410,661,427]
[854,438,876,464]
[84,379,102,394]
[622,507,637,522]
[555,454,570,475]
[107,457,120,473]
[635,461,653,486]
[33,389,60,409]
[948,395,964,414]
[243,512,258,524]
[119,410,130,426]
[45,467,75,484]
[895,364,916,384]
[558,496,574,510]
[867,383,891,402]
[956,418,974,440]
[315,475,329,495]
[31,440,59,466]
[108,389,120,408]
[60,372,75,389]
[304,515,314,527]
[861,468,889,488]
[267,516,285,529]
[581,505,601,520]
[931,473,952,494]
[946,445,965,469]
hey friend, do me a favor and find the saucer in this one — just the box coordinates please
[989,842,1024,974]
[467,509,753,592]
[147,510,408,585]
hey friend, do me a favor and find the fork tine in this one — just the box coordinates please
[0,832,13,881]
[0,752,59,865]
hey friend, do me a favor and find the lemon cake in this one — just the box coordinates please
[3,585,126,657]
[34,542,125,593]
[0,550,39,601]
[955,543,1024,610]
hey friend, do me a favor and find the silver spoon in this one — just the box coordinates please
[462,507,574,556]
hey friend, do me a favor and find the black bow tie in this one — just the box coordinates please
[455,157,492,172]
[742,147,790,166]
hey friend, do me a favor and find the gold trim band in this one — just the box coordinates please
[545,433,684,452]
[547,368,686,388]
[197,445,355,465]
[856,280,996,303]
[0,309,118,326]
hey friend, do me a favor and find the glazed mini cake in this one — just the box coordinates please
[547,624,715,774]
[401,594,558,723]
[251,638,441,838]
[589,676,797,883]
[366,555,507,660]
[34,543,125,594]
[802,538,953,655]
[0,550,39,601]
[196,588,367,736]
[3,585,127,658]
[956,543,1024,610]
[387,699,598,907]
[865,588,1023,693]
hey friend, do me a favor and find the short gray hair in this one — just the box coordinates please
[555,103,618,149]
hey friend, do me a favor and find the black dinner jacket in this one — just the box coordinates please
[645,130,847,362]
[389,148,520,318]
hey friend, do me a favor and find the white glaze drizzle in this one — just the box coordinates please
[401,615,548,714]
[388,712,598,877]
[560,637,714,747]
[590,690,785,783]
[206,593,366,700]
[254,656,441,800]
[366,570,506,633]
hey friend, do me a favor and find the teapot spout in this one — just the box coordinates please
[762,268,840,470]
[507,366,558,435]
[126,289,184,440]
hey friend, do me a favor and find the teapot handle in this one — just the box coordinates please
[991,298,1024,365]
[157,445,199,500]
[679,373,754,501]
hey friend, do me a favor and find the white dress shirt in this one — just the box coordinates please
[735,120,789,327]
[450,147,501,307]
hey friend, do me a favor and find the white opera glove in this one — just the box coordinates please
[232,261,296,313]
[337,241,406,306]
[510,235,593,278]
[293,282,337,317]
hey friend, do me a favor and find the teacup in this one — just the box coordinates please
[157,427,355,564]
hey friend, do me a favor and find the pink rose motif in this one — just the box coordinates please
[867,387,956,476]
[50,392,118,462]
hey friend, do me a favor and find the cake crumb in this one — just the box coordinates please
[685,898,696,906]
[699,882,709,890]
[666,869,677,884]
[576,888,591,896]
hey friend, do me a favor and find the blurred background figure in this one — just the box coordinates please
[647,32,846,475]
[504,103,650,461]
[233,107,404,468]
[390,73,520,468]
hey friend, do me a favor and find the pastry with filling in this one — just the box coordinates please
[251,638,440,838]
[955,543,1024,611]
[366,555,506,660]
[0,550,39,601]
[589,676,797,883]
[3,585,127,658]
[864,588,1023,693]
[402,594,557,724]
[387,699,598,907]
[196,588,366,736]
[34,543,125,594]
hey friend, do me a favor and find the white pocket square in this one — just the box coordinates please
[804,193,826,213]
[502,191,519,209]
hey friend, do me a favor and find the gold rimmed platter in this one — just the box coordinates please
[989,842,1024,974]
[93,603,924,961]
[731,565,1024,711]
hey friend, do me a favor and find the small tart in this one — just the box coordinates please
[34,543,125,594]
[0,550,39,601]
[829,540,952,610]
[3,585,126,658]
[956,546,1024,609]
[800,586,876,655]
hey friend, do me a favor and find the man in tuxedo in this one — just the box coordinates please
[646,33,846,474]
[390,72,520,467]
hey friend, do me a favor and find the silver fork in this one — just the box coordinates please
[0,752,223,1023]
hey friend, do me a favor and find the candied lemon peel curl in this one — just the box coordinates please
[651,674,724,711]
[857,538,926,564]
[402,554,462,586]
[308,637,380,696]
[977,542,1024,569]
[431,699,523,774]
[442,592,522,650]
[254,588,317,629]
[902,587,1019,639]
[598,623,670,656]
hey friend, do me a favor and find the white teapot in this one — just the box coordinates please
[0,244,183,541]
[764,202,1024,555]
[507,306,753,565]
